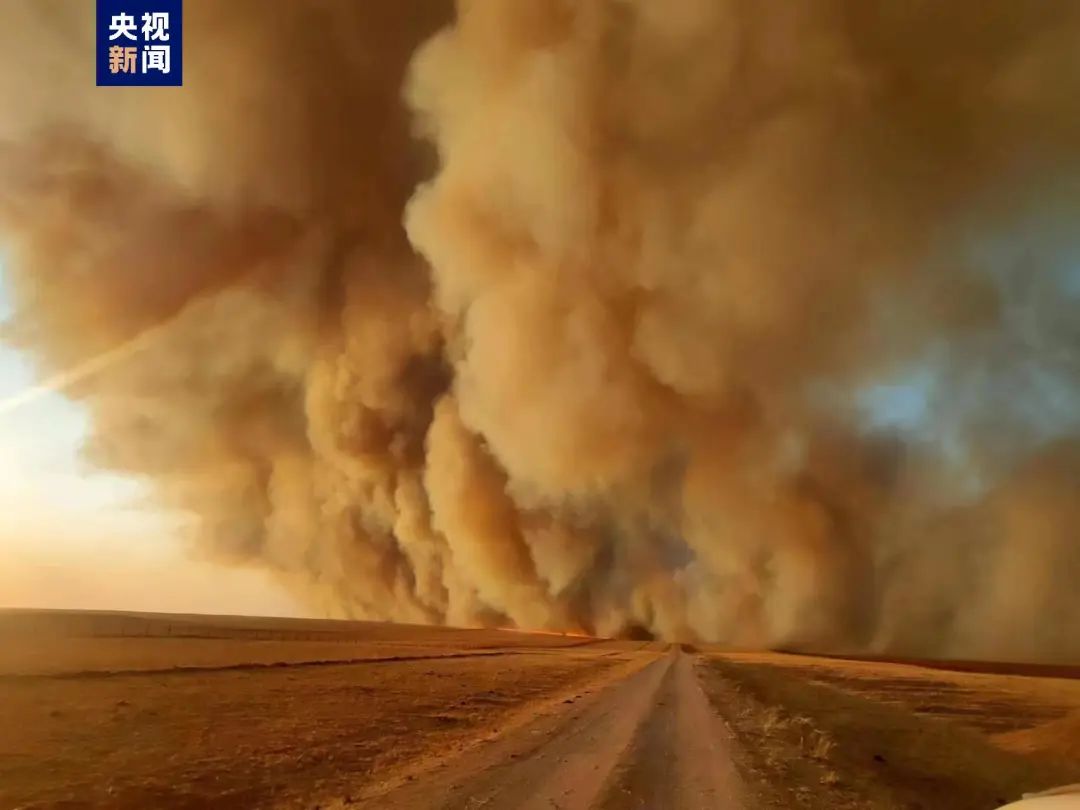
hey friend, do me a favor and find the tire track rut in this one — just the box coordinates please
[367,647,744,809]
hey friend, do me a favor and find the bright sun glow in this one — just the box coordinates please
[0,262,302,617]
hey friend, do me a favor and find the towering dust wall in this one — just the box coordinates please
[0,1,1078,661]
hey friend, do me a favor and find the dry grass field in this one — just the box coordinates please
[0,609,595,678]
[0,610,649,809]
[3,610,1078,809]
[698,652,1080,809]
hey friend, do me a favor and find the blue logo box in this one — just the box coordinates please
[97,0,183,86]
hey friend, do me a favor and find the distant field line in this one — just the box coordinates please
[0,612,602,649]
[0,649,539,682]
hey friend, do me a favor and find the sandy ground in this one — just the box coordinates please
[3,611,1079,809]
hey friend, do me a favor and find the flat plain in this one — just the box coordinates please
[1,609,1077,809]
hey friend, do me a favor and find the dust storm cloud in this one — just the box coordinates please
[0,0,1077,661]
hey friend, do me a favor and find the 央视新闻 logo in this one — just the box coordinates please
[97,0,182,86]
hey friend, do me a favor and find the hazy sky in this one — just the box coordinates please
[0,262,302,616]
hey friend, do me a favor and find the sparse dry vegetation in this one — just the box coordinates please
[699,653,1080,810]
[0,614,641,809]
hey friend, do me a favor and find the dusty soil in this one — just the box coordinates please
[0,635,601,678]
[369,647,743,810]
[1,648,645,809]
[0,611,645,809]
[6,611,1079,810]
[700,653,1080,810]
[0,609,595,677]
[0,609,598,649]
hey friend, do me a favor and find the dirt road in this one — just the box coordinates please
[368,648,744,809]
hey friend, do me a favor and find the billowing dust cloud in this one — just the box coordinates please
[1,1,1078,661]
